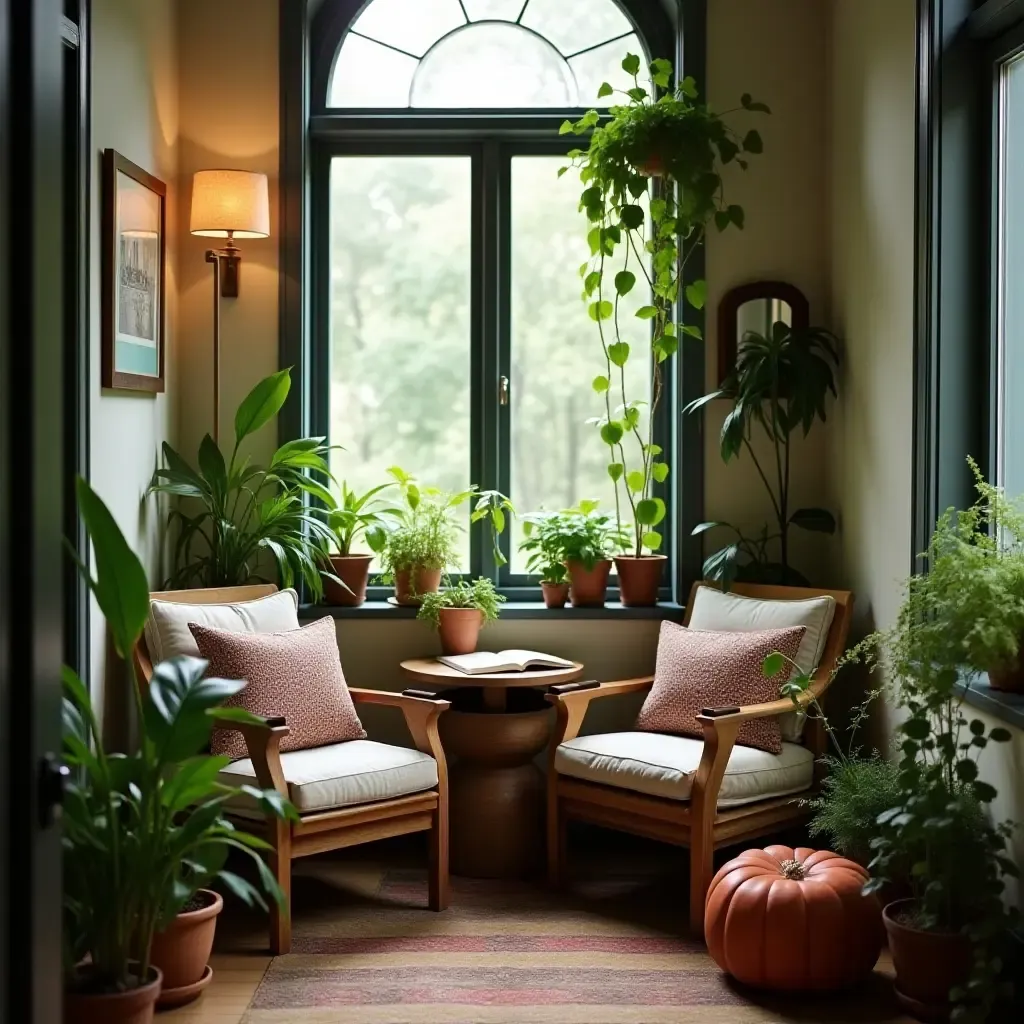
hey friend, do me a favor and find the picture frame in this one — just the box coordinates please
[101,150,166,392]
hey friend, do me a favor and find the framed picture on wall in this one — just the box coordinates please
[101,149,166,392]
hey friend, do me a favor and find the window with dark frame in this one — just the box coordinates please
[306,0,691,601]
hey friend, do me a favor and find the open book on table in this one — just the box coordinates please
[436,650,574,675]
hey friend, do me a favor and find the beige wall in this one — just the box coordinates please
[90,0,179,733]
[705,0,834,583]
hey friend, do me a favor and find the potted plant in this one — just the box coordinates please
[149,368,337,601]
[520,512,571,608]
[63,478,297,1022]
[379,467,514,606]
[417,577,505,655]
[684,321,840,586]
[560,56,767,605]
[844,465,1022,1022]
[322,481,401,606]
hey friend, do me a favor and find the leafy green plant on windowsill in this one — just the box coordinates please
[522,502,629,571]
[685,321,840,586]
[63,478,296,1001]
[560,53,767,559]
[325,481,401,557]
[148,367,337,601]
[416,577,505,629]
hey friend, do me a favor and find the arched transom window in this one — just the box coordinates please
[328,0,649,108]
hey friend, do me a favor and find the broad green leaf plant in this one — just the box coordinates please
[325,481,402,557]
[520,501,629,572]
[686,322,840,586]
[63,478,296,995]
[560,54,768,558]
[148,368,337,601]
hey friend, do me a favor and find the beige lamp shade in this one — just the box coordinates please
[190,169,270,238]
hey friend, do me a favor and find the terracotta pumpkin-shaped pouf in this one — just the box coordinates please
[705,845,884,992]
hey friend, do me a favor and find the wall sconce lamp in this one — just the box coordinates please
[190,169,270,443]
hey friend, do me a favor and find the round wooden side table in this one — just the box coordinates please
[399,658,584,880]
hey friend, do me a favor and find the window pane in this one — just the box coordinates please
[520,0,632,57]
[351,0,466,58]
[509,156,653,573]
[569,33,644,108]
[328,34,418,107]
[412,23,577,107]
[999,53,1024,496]
[464,0,525,20]
[329,157,472,570]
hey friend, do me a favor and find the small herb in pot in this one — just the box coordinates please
[416,577,505,630]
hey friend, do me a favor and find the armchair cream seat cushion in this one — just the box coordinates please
[687,586,837,742]
[555,731,814,808]
[145,588,300,664]
[219,739,438,815]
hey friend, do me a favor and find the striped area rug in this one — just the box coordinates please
[242,858,909,1024]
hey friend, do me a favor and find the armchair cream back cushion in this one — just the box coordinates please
[687,586,837,742]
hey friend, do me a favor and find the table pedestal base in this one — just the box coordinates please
[438,689,553,879]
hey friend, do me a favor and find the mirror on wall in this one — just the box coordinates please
[717,281,810,385]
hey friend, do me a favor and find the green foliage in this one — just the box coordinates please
[325,481,401,557]
[63,479,296,995]
[416,577,505,630]
[846,464,1022,1021]
[686,322,840,586]
[377,467,514,578]
[149,369,337,601]
[520,501,629,572]
[563,55,767,556]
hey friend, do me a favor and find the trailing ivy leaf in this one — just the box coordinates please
[653,335,679,362]
[652,462,670,483]
[789,507,836,533]
[626,86,648,102]
[600,422,624,446]
[685,280,707,310]
[741,93,771,113]
[620,204,644,230]
[608,342,630,367]
[597,81,614,98]
[678,75,698,98]
[681,324,703,339]
[728,204,745,229]
[607,462,624,482]
[743,129,764,154]
[717,137,739,164]
[614,270,636,296]
[584,270,602,295]
[635,305,658,319]
[592,375,610,393]
[621,53,641,76]
[587,227,601,255]
[623,405,641,429]
[626,176,647,199]
[559,120,574,135]
[650,197,667,221]
[642,531,663,551]
[762,652,785,678]
[588,300,614,322]
[626,471,646,493]
[715,210,731,232]
[557,166,569,178]
[645,444,663,456]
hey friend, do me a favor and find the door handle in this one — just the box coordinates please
[498,375,510,406]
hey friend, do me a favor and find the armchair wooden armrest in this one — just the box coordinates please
[348,687,451,764]
[212,715,290,798]
[546,676,654,746]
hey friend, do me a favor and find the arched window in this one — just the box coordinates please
[304,0,689,597]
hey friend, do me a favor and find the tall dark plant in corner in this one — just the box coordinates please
[685,321,840,585]
[149,367,336,600]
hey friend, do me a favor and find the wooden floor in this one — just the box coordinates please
[165,834,909,1024]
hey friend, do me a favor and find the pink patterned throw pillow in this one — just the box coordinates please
[189,615,366,760]
[635,622,806,754]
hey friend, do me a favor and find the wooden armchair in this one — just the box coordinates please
[546,582,853,937]
[133,585,450,955]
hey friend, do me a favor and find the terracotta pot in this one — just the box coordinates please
[988,656,1024,692]
[437,607,482,655]
[394,566,442,606]
[64,966,162,1024]
[323,554,373,606]
[883,899,971,1021]
[614,554,666,607]
[566,559,611,608]
[150,889,223,1005]
[540,581,570,609]
[635,154,665,177]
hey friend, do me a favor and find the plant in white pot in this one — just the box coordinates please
[62,479,297,1022]
[560,54,767,605]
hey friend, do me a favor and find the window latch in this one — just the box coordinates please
[498,375,510,406]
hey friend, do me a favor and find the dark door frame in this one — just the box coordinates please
[2,0,68,1021]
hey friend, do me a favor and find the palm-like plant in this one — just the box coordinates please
[326,482,401,556]
[149,369,336,600]
[684,321,840,585]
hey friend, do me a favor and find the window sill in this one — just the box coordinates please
[302,600,685,621]
[955,675,1024,731]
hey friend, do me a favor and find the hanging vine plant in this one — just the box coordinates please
[559,53,768,601]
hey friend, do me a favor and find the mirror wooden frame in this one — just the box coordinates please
[717,281,810,385]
